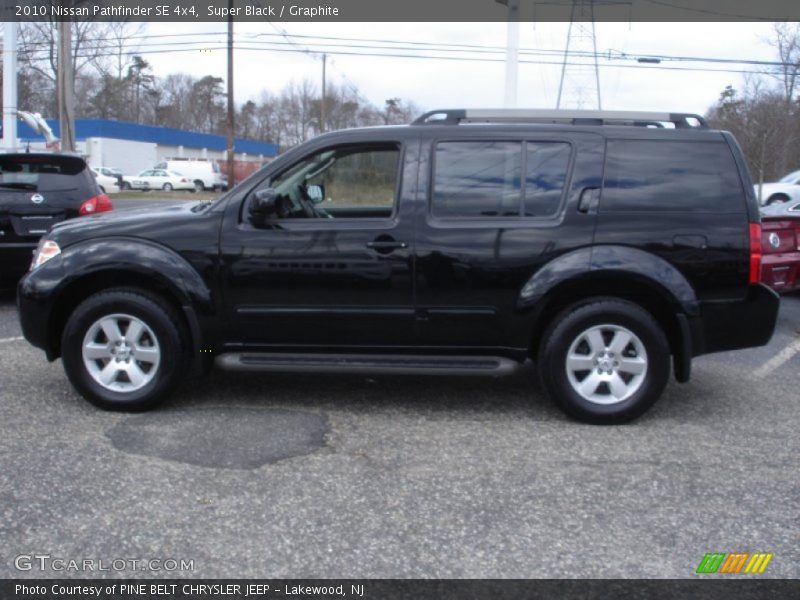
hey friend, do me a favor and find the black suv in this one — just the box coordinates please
[17,109,779,423]
[1,153,111,286]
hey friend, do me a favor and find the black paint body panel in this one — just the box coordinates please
[17,123,779,375]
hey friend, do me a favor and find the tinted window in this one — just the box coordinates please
[0,155,88,191]
[524,142,571,217]
[268,143,400,219]
[432,141,569,218]
[602,140,744,212]
[433,141,521,218]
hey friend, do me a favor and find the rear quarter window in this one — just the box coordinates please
[602,140,745,213]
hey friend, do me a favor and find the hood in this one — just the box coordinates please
[48,201,217,247]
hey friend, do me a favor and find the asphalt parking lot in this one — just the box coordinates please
[1,202,798,579]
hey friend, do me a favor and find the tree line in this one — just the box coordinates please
[11,21,800,179]
[706,23,800,186]
[11,21,420,152]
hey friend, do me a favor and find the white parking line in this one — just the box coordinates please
[753,337,800,379]
[0,336,23,344]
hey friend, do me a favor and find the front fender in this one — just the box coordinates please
[518,245,699,316]
[18,237,215,362]
[56,237,214,312]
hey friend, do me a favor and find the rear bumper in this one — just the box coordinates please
[761,253,800,293]
[689,284,780,357]
[0,244,36,285]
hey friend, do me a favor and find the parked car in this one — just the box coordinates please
[154,159,226,192]
[1,153,112,287]
[92,166,124,186]
[760,200,800,293]
[123,169,194,192]
[90,168,120,194]
[17,109,779,424]
[754,169,800,206]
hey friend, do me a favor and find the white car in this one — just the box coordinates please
[754,170,800,206]
[124,169,194,192]
[154,159,226,191]
[90,168,120,194]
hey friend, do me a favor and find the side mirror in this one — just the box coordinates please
[305,184,325,205]
[249,188,278,226]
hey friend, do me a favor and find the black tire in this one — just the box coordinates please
[538,298,670,424]
[193,180,204,193]
[162,183,173,192]
[61,288,189,411]
[121,181,131,190]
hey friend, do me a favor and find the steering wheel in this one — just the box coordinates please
[297,184,333,219]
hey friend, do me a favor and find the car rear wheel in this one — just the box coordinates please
[767,194,789,205]
[193,180,204,193]
[61,289,188,411]
[539,299,670,424]
[162,183,173,192]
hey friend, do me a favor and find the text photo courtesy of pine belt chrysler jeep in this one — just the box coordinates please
[17,109,779,424]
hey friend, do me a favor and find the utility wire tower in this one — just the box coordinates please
[556,1,603,110]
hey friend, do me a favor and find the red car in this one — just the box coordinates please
[760,202,800,292]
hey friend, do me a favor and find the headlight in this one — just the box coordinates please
[30,239,61,270]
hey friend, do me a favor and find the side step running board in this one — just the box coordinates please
[215,353,520,376]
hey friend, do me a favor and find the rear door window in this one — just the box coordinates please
[432,140,570,218]
[602,140,745,212]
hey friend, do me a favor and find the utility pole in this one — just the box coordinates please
[320,53,327,133]
[503,0,520,108]
[226,1,235,187]
[57,21,75,151]
[2,22,18,151]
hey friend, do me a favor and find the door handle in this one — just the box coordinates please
[577,187,601,214]
[366,238,407,253]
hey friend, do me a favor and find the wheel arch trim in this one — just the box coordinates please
[42,237,214,367]
[518,245,699,316]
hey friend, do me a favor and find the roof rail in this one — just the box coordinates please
[412,109,708,129]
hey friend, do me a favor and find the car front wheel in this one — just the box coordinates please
[61,289,188,411]
[162,183,173,192]
[539,299,670,424]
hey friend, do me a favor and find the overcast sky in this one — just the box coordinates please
[142,21,779,116]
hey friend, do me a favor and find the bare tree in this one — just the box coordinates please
[769,23,800,104]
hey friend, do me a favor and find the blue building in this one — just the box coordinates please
[15,118,278,176]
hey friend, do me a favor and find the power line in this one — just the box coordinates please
[17,41,785,77]
[16,29,792,69]
[640,0,775,21]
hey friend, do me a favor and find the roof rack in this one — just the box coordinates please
[412,109,708,129]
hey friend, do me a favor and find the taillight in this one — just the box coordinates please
[749,223,762,284]
[79,193,113,215]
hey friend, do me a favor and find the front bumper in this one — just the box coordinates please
[16,257,65,358]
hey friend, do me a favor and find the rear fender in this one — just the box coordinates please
[518,245,699,316]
